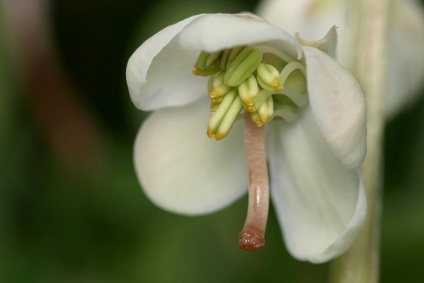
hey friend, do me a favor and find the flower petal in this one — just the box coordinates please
[126,14,207,111]
[134,99,247,215]
[296,26,338,58]
[385,0,424,118]
[303,46,366,168]
[267,109,367,263]
[178,13,302,59]
[256,0,352,65]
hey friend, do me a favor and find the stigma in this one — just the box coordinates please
[194,45,308,140]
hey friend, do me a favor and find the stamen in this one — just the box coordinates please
[209,72,232,99]
[224,47,263,86]
[207,90,243,140]
[257,63,283,92]
[239,113,270,251]
[251,89,274,112]
[280,61,306,83]
[220,46,245,70]
[196,50,222,70]
[198,44,308,141]
[238,75,259,109]
[258,97,274,123]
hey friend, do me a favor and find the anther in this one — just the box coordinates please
[238,75,259,110]
[207,90,243,140]
[224,47,263,86]
[257,63,283,92]
[193,51,222,76]
[220,46,245,70]
[196,50,222,70]
[258,97,274,124]
[208,72,232,99]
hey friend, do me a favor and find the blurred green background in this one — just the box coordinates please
[1,0,424,282]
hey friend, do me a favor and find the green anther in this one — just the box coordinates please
[258,96,274,124]
[238,75,259,111]
[210,103,220,113]
[210,96,224,104]
[224,47,263,86]
[214,96,243,140]
[208,72,232,98]
[207,90,238,138]
[249,94,274,127]
[249,89,273,112]
[194,50,222,76]
[257,63,283,92]
[250,111,264,127]
[193,63,221,76]
[220,49,231,70]
[220,46,245,70]
[196,50,222,70]
[193,44,309,140]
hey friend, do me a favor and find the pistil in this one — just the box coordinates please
[239,112,270,251]
[193,44,308,251]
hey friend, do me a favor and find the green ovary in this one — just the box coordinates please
[194,45,307,140]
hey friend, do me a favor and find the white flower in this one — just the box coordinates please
[126,13,367,263]
[257,0,424,118]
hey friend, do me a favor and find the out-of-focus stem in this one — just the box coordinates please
[1,0,103,172]
[329,0,391,282]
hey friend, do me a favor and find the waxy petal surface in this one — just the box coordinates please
[134,99,247,215]
[179,13,302,59]
[126,15,206,111]
[303,46,366,168]
[267,109,367,263]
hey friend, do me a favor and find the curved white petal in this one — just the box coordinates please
[385,0,424,118]
[134,99,247,215]
[256,0,351,63]
[303,46,366,168]
[256,0,310,36]
[296,26,338,58]
[126,14,207,111]
[178,13,302,60]
[267,109,367,263]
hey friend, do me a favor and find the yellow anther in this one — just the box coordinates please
[207,90,242,139]
[258,97,274,123]
[257,63,283,92]
[208,72,232,98]
[238,75,259,111]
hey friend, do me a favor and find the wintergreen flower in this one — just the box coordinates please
[126,13,367,263]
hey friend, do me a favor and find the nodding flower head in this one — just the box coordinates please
[126,13,367,263]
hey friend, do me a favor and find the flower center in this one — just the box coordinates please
[193,45,308,140]
[193,45,308,251]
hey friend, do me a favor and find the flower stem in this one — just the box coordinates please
[239,113,270,251]
[329,0,391,282]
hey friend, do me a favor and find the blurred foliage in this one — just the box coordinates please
[0,0,424,282]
